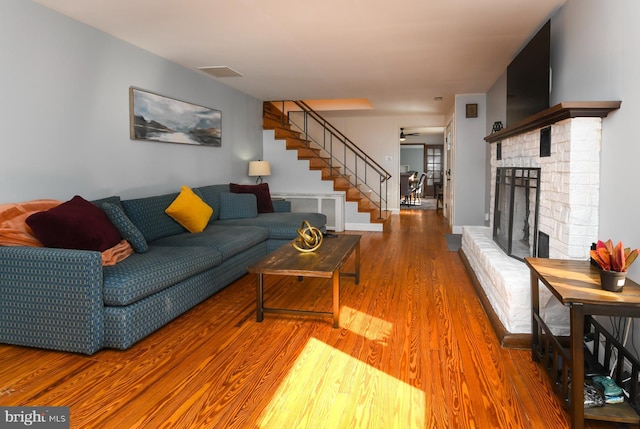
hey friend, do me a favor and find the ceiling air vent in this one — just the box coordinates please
[198,66,242,78]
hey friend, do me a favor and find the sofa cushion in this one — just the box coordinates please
[102,245,223,306]
[218,192,258,220]
[152,225,269,260]
[101,203,149,253]
[272,200,291,213]
[92,195,123,210]
[192,184,228,222]
[26,195,122,252]
[214,212,327,240]
[164,186,213,233]
[229,182,274,213]
[121,192,186,243]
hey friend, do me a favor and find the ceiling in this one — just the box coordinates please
[34,0,565,126]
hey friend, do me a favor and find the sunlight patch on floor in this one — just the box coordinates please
[258,338,425,429]
[340,305,392,344]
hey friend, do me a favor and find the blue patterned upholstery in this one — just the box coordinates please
[103,243,266,349]
[192,184,229,222]
[121,193,186,242]
[92,195,123,209]
[104,271,218,349]
[0,184,326,354]
[218,192,258,220]
[152,225,268,260]
[215,212,327,240]
[102,245,222,306]
[272,200,291,212]
[101,202,149,253]
[0,246,104,354]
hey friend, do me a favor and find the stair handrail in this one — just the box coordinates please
[268,100,391,218]
[294,100,392,183]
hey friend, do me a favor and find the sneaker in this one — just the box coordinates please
[605,395,625,404]
[583,382,605,408]
[592,375,623,397]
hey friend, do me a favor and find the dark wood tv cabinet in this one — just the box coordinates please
[525,258,640,429]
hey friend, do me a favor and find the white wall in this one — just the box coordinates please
[485,73,507,222]
[320,113,444,211]
[550,0,640,352]
[451,94,488,231]
[550,0,640,282]
[262,130,335,194]
[400,146,424,173]
[486,72,508,133]
[0,0,262,203]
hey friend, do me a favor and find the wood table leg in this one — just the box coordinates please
[256,273,264,322]
[570,304,585,429]
[332,270,340,328]
[355,241,360,285]
[530,271,540,362]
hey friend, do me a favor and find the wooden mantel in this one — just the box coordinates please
[484,101,621,143]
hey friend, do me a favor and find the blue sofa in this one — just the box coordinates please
[0,184,326,355]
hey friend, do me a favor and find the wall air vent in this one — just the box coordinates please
[198,66,243,78]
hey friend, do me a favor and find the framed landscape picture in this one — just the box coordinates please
[129,87,221,146]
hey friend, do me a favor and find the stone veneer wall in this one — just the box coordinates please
[490,117,602,259]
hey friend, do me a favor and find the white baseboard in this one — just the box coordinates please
[345,222,383,232]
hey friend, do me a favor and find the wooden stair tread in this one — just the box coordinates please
[263,101,389,231]
[263,101,284,115]
[297,148,322,157]
[263,117,289,130]
[275,128,302,140]
[286,139,310,150]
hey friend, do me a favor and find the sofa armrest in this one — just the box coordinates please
[0,246,105,354]
[272,200,291,212]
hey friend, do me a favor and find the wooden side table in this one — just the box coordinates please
[525,258,640,428]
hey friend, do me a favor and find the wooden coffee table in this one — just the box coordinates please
[248,234,361,328]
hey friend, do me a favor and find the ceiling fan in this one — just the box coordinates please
[399,128,419,141]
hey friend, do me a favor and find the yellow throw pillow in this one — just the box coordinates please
[165,186,213,233]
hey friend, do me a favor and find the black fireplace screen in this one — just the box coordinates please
[493,167,540,261]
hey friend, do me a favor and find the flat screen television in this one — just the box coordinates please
[506,20,550,126]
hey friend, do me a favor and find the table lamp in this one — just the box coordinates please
[248,160,271,184]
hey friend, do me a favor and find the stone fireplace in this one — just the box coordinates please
[490,117,601,260]
[461,102,620,343]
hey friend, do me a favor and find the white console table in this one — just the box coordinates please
[271,193,345,232]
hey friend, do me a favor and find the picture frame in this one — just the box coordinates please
[465,103,478,118]
[129,87,221,146]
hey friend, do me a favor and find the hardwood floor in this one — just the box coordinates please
[0,210,625,428]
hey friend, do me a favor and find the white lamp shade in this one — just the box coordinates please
[248,160,271,177]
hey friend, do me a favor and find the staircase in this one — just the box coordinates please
[262,101,391,230]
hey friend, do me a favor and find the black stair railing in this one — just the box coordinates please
[268,100,391,219]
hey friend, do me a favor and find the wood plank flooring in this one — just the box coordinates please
[0,210,626,428]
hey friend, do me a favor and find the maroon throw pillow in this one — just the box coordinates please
[229,183,274,213]
[26,195,122,252]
